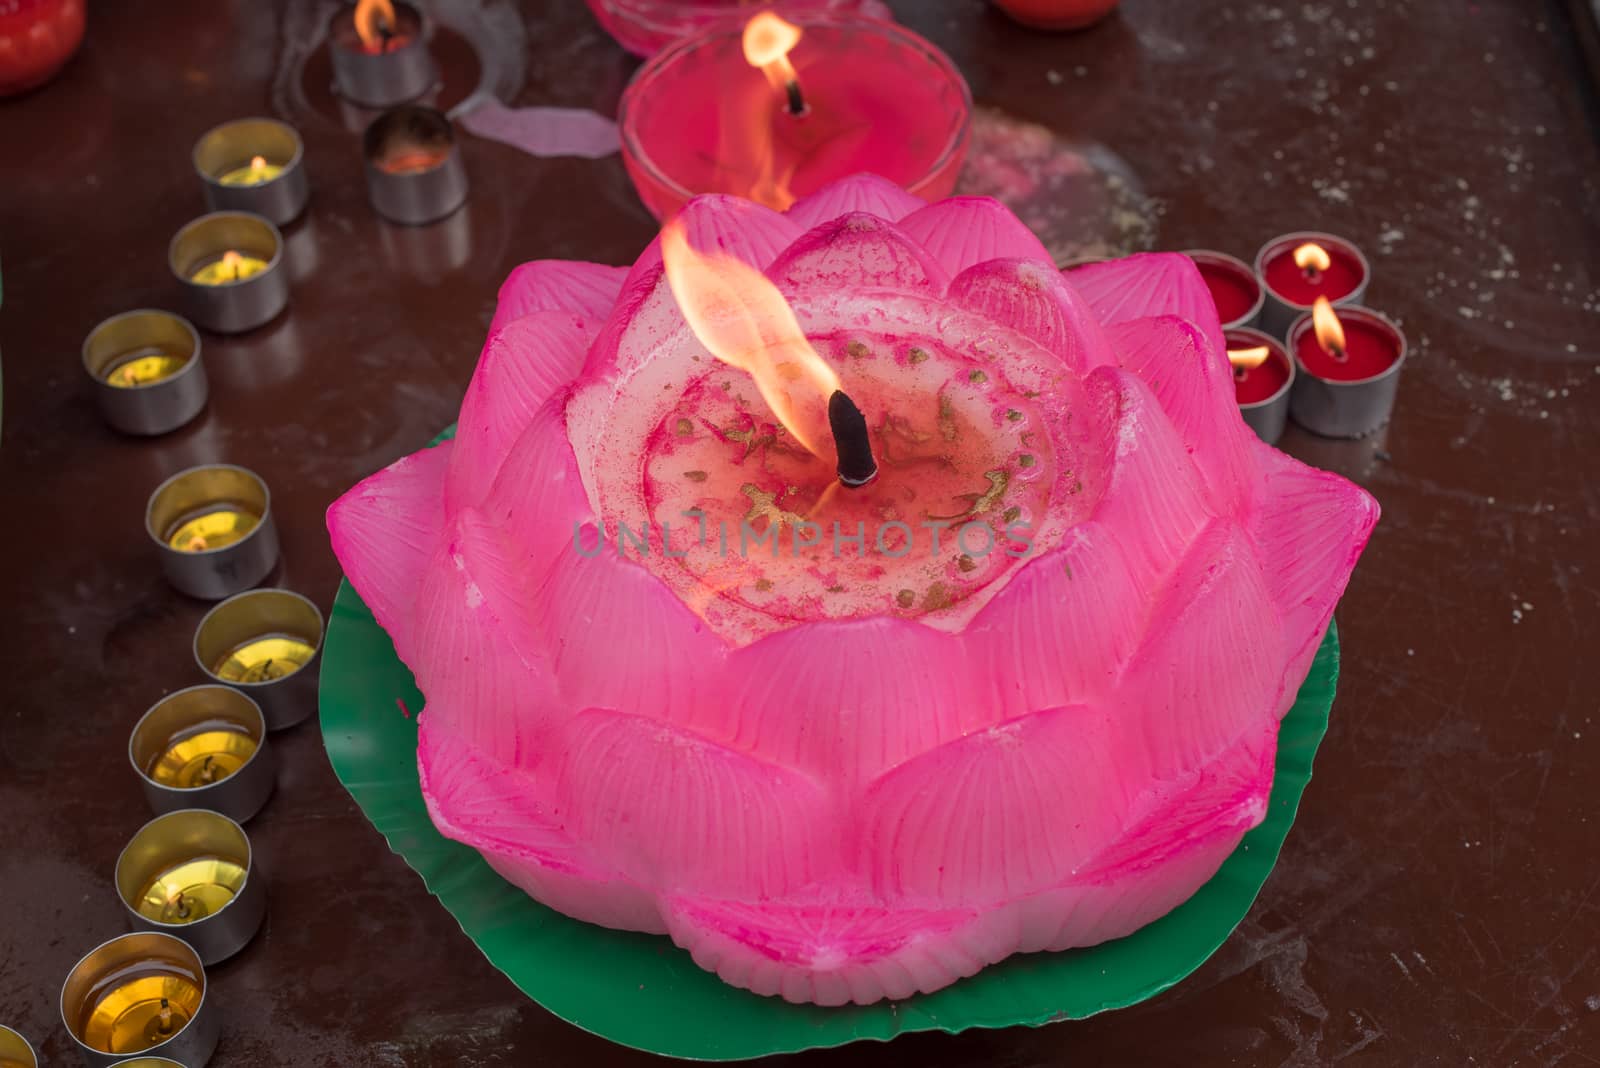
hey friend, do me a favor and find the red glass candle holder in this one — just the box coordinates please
[1224,327,1293,445]
[990,0,1120,31]
[618,12,971,220]
[1286,305,1406,438]
[1254,230,1370,337]
[0,0,85,96]
[1187,249,1264,330]
[584,0,887,57]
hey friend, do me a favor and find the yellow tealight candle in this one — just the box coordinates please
[146,721,259,788]
[212,634,317,683]
[189,249,270,287]
[77,961,203,1055]
[165,506,260,554]
[216,155,284,187]
[136,856,249,925]
[103,348,190,389]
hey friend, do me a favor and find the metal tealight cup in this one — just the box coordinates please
[168,212,289,334]
[193,589,324,730]
[82,310,207,436]
[129,685,275,823]
[363,105,468,225]
[114,810,267,966]
[145,464,279,600]
[59,932,219,1068]
[192,118,310,226]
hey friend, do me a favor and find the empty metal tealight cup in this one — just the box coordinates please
[115,810,267,966]
[192,118,310,226]
[0,1025,38,1068]
[130,685,275,823]
[82,310,208,436]
[194,589,324,730]
[60,932,219,1068]
[363,105,468,225]
[146,464,279,600]
[168,212,288,334]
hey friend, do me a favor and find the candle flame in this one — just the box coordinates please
[249,155,268,175]
[1227,345,1271,370]
[660,218,840,458]
[221,250,243,269]
[355,0,397,51]
[1311,296,1347,359]
[743,12,802,97]
[1293,242,1332,274]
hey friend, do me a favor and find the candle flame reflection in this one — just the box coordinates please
[1293,242,1332,274]
[1227,345,1271,370]
[355,0,398,52]
[661,218,840,458]
[1311,296,1347,360]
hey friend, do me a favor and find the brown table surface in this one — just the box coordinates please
[4,0,1598,1064]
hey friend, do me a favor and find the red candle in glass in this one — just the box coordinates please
[618,12,971,220]
[1253,231,1370,336]
[583,0,886,57]
[990,0,1120,30]
[1187,249,1263,329]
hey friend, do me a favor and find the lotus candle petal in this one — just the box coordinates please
[328,174,1378,1005]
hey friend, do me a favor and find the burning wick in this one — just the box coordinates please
[1311,296,1348,362]
[355,0,399,54]
[156,998,175,1034]
[828,390,877,487]
[1293,241,1332,284]
[221,249,243,282]
[1227,345,1271,381]
[744,13,808,118]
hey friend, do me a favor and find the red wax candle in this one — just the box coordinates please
[1291,307,1403,382]
[332,0,421,55]
[1188,250,1263,328]
[618,13,972,220]
[1224,329,1291,404]
[1256,231,1368,307]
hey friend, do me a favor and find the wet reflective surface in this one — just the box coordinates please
[1,0,1598,1063]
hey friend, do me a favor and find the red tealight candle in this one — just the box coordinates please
[1187,249,1264,329]
[1286,298,1406,438]
[1225,327,1293,444]
[1253,231,1370,335]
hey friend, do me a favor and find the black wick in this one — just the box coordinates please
[785,79,807,118]
[828,390,876,488]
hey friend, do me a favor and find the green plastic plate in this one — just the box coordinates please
[321,545,1339,1059]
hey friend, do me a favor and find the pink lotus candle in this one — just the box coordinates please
[617,13,971,220]
[328,175,1378,1006]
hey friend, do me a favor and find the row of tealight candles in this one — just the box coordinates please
[16,476,324,1067]
[2,9,466,1065]
[1181,231,1406,444]
[84,104,468,437]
